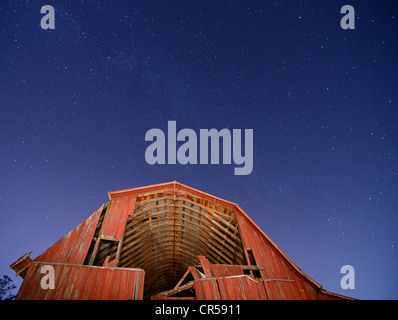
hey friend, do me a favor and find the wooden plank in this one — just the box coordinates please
[76,265,91,300]
[174,267,192,290]
[107,258,119,268]
[34,207,102,266]
[257,279,269,300]
[154,281,194,299]
[87,205,110,265]
[262,280,274,300]
[54,226,81,263]
[226,265,237,276]
[263,279,300,300]
[101,197,123,240]
[194,281,205,300]
[17,262,37,300]
[54,263,74,299]
[103,268,116,299]
[136,271,145,300]
[292,274,307,300]
[210,264,223,278]
[98,268,112,299]
[102,256,110,267]
[236,214,275,278]
[285,281,301,300]
[225,277,245,300]
[115,196,136,262]
[115,195,136,240]
[112,269,128,300]
[111,268,122,299]
[82,266,98,300]
[209,279,221,300]
[198,255,213,278]
[240,276,260,300]
[10,252,33,279]
[216,277,229,299]
[233,265,244,275]
[199,279,220,300]
[116,235,124,262]
[132,270,140,300]
[267,241,289,283]
[190,267,201,280]
[68,208,102,265]
[67,222,91,265]
[217,264,230,277]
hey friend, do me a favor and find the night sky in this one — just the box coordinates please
[1,0,397,300]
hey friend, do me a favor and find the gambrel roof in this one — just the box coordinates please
[11,181,354,300]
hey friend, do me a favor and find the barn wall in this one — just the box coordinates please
[34,206,103,265]
[16,261,145,300]
[235,208,345,300]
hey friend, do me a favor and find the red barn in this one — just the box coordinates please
[10,181,354,300]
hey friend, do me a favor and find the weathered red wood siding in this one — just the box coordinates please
[101,195,136,241]
[192,256,348,300]
[16,261,145,300]
[11,181,353,300]
[34,206,103,264]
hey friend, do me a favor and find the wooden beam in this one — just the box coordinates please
[194,263,265,271]
[87,204,107,266]
[120,216,245,265]
[174,266,193,290]
[121,208,245,261]
[153,281,194,298]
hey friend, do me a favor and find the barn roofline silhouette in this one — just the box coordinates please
[11,181,355,300]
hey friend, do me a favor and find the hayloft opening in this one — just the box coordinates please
[116,190,246,299]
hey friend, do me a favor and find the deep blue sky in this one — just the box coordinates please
[1,0,397,300]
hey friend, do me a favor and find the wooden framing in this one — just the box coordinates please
[112,187,247,298]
